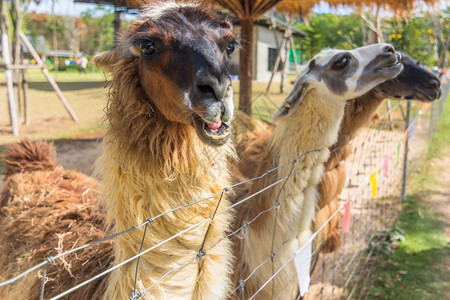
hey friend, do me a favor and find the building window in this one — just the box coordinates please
[268,48,282,71]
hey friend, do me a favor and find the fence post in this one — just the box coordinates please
[401,100,411,203]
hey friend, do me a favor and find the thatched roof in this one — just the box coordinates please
[211,0,282,19]
[275,0,440,16]
[75,0,440,16]
[73,0,145,9]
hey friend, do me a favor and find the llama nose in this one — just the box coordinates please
[195,77,229,101]
[383,44,395,54]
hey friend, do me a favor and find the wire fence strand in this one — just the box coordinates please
[0,82,448,299]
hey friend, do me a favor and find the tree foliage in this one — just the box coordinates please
[22,6,130,56]
[295,13,363,61]
[385,9,449,67]
[80,6,115,55]
[294,9,449,67]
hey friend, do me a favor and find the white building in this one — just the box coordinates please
[230,17,305,82]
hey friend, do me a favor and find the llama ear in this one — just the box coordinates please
[272,77,310,121]
[93,47,122,71]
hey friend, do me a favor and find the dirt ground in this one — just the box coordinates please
[52,132,102,177]
[428,148,450,242]
[427,149,450,296]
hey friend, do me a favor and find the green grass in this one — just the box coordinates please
[24,68,109,83]
[369,195,450,300]
[428,104,450,159]
[368,93,450,299]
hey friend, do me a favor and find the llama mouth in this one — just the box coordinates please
[414,88,441,102]
[203,120,230,139]
[378,61,403,77]
[192,114,231,146]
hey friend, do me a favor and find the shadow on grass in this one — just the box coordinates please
[370,247,450,300]
[368,192,450,300]
[28,81,106,91]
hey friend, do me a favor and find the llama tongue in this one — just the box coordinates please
[207,120,222,131]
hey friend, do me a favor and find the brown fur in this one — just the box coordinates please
[317,163,346,209]
[230,93,387,257]
[313,91,387,253]
[93,3,237,299]
[0,141,114,299]
[231,84,349,298]
[2,140,56,177]
[2,3,238,299]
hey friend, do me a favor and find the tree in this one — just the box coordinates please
[80,6,115,55]
[385,10,449,67]
[212,0,283,115]
[296,13,363,61]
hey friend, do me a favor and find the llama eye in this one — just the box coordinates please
[139,41,156,56]
[226,41,236,56]
[333,56,351,70]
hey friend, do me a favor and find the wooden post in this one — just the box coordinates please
[21,69,29,125]
[289,34,300,74]
[239,18,254,115]
[13,0,22,112]
[266,18,292,95]
[19,31,79,122]
[113,6,122,45]
[386,99,393,130]
[1,28,20,136]
[270,11,280,49]
[280,26,290,94]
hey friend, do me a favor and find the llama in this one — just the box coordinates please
[312,53,441,260]
[0,2,238,299]
[232,44,404,299]
[0,141,113,299]
[93,2,238,299]
[230,54,441,255]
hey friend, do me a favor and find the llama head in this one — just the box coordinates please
[374,53,441,102]
[273,43,403,120]
[94,1,236,147]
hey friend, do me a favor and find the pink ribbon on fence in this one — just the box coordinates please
[383,154,390,177]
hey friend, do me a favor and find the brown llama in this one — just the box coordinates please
[0,2,239,299]
[93,2,238,299]
[231,44,404,299]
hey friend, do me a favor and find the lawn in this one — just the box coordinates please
[0,69,292,144]
[368,92,450,300]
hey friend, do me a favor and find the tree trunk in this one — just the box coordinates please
[114,7,121,46]
[239,18,253,115]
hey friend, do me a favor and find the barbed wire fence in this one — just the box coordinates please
[0,81,448,299]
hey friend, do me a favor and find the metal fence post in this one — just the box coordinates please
[401,100,412,203]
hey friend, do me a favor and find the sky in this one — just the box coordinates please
[27,0,107,17]
[27,0,448,17]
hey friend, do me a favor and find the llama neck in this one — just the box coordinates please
[248,91,346,240]
[338,90,386,144]
[240,92,347,298]
[99,118,233,228]
[97,105,234,298]
[274,92,347,160]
